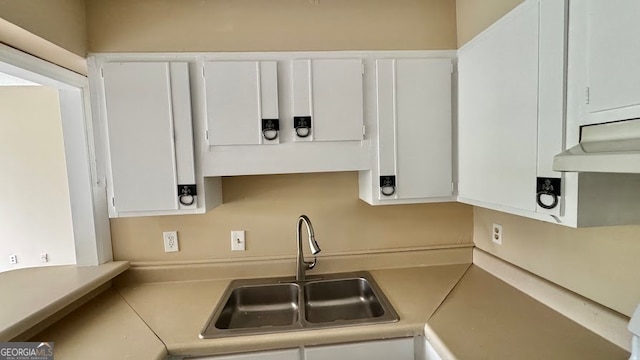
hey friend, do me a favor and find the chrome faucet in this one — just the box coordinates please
[296,215,321,281]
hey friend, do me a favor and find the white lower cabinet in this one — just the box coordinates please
[186,337,440,360]
[188,348,300,360]
[305,338,414,360]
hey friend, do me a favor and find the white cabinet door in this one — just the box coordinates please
[189,348,300,360]
[458,0,566,218]
[375,58,453,201]
[205,61,279,145]
[584,0,640,125]
[102,62,196,215]
[458,1,539,213]
[292,59,364,142]
[305,338,414,360]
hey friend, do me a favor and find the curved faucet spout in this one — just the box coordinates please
[296,215,321,281]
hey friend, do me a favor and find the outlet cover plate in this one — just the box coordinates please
[163,231,179,252]
[492,223,503,245]
[231,230,246,251]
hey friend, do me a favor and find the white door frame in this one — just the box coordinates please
[0,44,112,265]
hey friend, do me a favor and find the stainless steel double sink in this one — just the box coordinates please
[200,271,399,339]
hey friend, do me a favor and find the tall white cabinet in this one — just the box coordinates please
[97,61,221,218]
[457,0,565,219]
[359,57,454,205]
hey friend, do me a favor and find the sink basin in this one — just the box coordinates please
[200,271,399,339]
[214,283,299,330]
[303,278,385,323]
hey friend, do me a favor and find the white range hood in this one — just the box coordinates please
[553,118,640,173]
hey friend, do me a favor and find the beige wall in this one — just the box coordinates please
[474,208,640,317]
[86,0,457,52]
[111,172,473,263]
[455,0,523,46]
[0,0,87,56]
[0,86,75,272]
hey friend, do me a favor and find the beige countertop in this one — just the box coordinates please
[34,288,167,360]
[117,264,470,357]
[32,260,629,360]
[0,261,129,341]
[426,266,629,360]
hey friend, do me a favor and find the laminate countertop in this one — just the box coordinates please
[0,261,129,341]
[33,263,629,359]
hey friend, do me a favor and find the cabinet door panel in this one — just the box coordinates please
[292,59,364,142]
[205,61,262,146]
[375,59,397,189]
[458,1,539,212]
[588,0,640,115]
[396,58,452,199]
[259,61,280,121]
[312,59,364,141]
[375,58,452,201]
[305,338,413,360]
[103,62,178,212]
[170,63,197,192]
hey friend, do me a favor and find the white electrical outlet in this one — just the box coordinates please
[40,253,49,263]
[163,231,179,252]
[9,254,17,264]
[231,230,246,251]
[492,223,503,245]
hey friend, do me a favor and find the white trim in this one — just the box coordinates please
[89,50,457,62]
[0,43,111,266]
[473,248,631,351]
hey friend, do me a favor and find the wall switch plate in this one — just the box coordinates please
[40,253,49,263]
[9,254,17,264]
[492,223,503,245]
[231,230,245,251]
[163,231,179,252]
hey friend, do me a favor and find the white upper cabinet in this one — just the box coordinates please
[458,0,565,218]
[581,0,640,125]
[200,54,371,177]
[204,61,280,145]
[457,0,640,227]
[100,61,203,217]
[359,57,454,205]
[292,59,364,142]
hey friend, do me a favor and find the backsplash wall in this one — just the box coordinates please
[111,172,473,263]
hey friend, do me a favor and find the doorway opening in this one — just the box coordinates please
[0,44,111,271]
